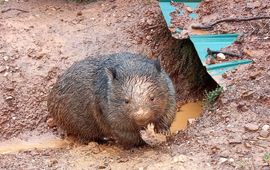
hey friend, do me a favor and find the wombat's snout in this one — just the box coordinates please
[133,108,155,127]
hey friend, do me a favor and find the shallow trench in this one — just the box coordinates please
[0,33,217,155]
[0,0,218,155]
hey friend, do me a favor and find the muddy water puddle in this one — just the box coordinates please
[0,102,202,154]
[170,101,202,133]
[0,133,71,154]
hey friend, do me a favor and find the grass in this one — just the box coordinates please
[263,153,270,162]
[202,86,223,110]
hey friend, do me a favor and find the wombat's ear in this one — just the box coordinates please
[105,67,117,81]
[154,57,161,72]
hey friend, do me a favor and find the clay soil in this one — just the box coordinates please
[0,0,269,169]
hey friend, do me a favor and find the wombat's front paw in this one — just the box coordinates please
[154,126,171,136]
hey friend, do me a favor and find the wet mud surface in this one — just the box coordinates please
[0,0,270,169]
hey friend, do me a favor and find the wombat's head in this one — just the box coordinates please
[105,58,169,128]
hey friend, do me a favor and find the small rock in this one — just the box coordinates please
[98,164,107,169]
[186,6,193,13]
[249,71,261,80]
[3,72,8,77]
[76,11,82,16]
[228,136,242,144]
[244,142,252,148]
[48,159,58,167]
[187,118,196,125]
[0,66,6,73]
[247,1,261,8]
[218,157,228,164]
[116,157,129,163]
[127,13,131,17]
[146,35,151,40]
[228,158,234,162]
[245,123,259,131]
[88,142,99,148]
[47,118,57,128]
[222,73,228,79]
[146,19,154,25]
[6,96,13,101]
[217,53,226,60]
[3,56,9,61]
[262,125,270,131]
[173,155,187,163]
[5,85,15,91]
[260,129,269,138]
[88,142,101,154]
[241,91,254,99]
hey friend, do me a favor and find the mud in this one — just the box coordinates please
[1,0,270,169]
[170,101,202,133]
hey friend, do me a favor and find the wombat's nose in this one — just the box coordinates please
[133,108,153,126]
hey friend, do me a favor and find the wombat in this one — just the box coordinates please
[47,52,176,148]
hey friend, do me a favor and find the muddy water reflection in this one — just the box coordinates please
[170,101,202,133]
[0,102,202,154]
[0,134,70,154]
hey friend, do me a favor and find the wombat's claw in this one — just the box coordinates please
[154,127,171,136]
[161,130,171,136]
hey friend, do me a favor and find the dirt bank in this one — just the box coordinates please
[0,0,269,169]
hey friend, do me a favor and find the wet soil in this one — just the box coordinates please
[0,0,270,169]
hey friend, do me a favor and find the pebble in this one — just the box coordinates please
[3,56,9,61]
[48,159,58,167]
[5,96,13,101]
[228,136,242,144]
[0,66,6,73]
[249,71,261,80]
[98,165,107,169]
[260,129,269,138]
[76,11,82,16]
[187,118,196,125]
[116,157,129,163]
[244,142,252,148]
[4,72,8,77]
[88,142,101,154]
[244,123,259,131]
[262,125,270,131]
[186,6,193,13]
[228,158,234,162]
[146,35,151,40]
[217,53,226,60]
[146,19,154,25]
[172,155,187,163]
[218,157,228,164]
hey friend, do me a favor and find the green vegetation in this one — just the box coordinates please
[203,86,223,110]
[263,153,270,162]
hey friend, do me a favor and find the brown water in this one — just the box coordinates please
[0,133,71,154]
[170,101,202,133]
[0,102,202,154]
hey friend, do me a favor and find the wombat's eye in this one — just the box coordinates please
[149,95,155,101]
[124,99,130,104]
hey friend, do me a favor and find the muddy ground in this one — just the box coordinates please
[0,0,269,169]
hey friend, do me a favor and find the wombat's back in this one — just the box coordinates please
[47,56,109,141]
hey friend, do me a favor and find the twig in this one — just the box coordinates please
[1,8,29,13]
[207,48,242,57]
[192,16,270,30]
